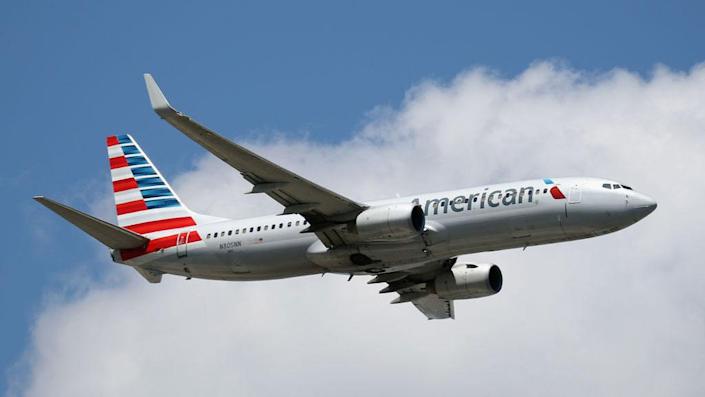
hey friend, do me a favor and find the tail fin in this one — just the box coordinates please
[107,134,201,236]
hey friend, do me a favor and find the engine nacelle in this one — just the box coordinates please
[355,203,425,241]
[430,264,503,300]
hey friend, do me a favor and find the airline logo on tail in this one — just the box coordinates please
[106,134,207,261]
[107,134,198,238]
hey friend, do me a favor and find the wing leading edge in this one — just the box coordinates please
[143,74,366,247]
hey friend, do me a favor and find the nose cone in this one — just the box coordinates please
[628,193,657,220]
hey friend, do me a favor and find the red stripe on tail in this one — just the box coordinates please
[125,217,197,234]
[116,200,148,215]
[107,136,119,147]
[110,156,128,169]
[113,178,138,192]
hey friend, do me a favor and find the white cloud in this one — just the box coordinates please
[9,62,705,397]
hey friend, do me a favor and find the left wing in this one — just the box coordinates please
[143,74,366,247]
[409,294,454,320]
[370,258,457,320]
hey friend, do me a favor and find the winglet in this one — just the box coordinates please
[143,73,174,117]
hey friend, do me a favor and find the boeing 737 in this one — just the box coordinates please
[34,74,657,319]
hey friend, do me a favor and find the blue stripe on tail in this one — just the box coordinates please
[145,198,180,209]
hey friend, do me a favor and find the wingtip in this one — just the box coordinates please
[33,195,46,201]
[143,73,173,113]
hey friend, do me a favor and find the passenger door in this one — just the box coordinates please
[568,185,582,204]
[176,232,189,258]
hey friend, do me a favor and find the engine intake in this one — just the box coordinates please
[355,203,425,241]
[430,264,503,300]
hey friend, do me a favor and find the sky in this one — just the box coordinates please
[2,1,705,396]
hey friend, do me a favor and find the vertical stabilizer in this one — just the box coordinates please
[107,134,200,236]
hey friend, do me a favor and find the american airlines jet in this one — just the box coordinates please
[34,75,657,319]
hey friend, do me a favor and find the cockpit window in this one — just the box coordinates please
[613,184,621,189]
[602,183,612,189]
[621,185,633,190]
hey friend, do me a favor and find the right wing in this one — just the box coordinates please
[371,258,457,320]
[143,74,366,247]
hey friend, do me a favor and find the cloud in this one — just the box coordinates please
[8,62,705,397]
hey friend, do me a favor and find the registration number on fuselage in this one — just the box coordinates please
[219,241,242,250]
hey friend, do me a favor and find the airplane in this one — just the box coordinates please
[34,74,658,319]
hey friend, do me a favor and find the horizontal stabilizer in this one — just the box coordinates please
[133,266,163,283]
[33,196,149,249]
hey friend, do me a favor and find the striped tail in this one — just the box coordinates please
[107,134,199,236]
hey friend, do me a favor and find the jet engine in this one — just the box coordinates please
[354,203,425,241]
[429,264,503,300]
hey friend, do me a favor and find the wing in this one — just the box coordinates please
[370,258,457,320]
[410,294,454,320]
[143,74,366,247]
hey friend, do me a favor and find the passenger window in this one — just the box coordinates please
[249,227,254,233]
[235,229,239,235]
[221,232,225,237]
[295,221,300,226]
[473,197,478,202]
[242,228,247,234]
[287,222,292,227]
[464,198,469,203]
[602,183,612,189]
[279,223,284,228]
[228,230,232,236]
[535,189,540,194]
[257,226,261,232]
[264,225,268,231]
[613,184,621,189]
[303,220,308,225]
[206,233,211,239]
[543,188,548,194]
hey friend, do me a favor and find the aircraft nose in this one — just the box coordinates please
[627,192,657,219]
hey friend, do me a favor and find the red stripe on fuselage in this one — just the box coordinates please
[113,178,138,192]
[116,200,147,215]
[125,217,197,234]
[119,231,202,261]
[110,156,128,169]
[107,136,119,147]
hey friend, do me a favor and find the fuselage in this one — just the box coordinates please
[115,177,656,281]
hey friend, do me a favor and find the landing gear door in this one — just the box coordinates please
[568,185,582,204]
[176,232,189,258]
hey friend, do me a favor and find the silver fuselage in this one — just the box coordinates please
[119,177,656,281]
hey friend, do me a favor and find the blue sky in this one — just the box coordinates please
[2,0,705,393]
